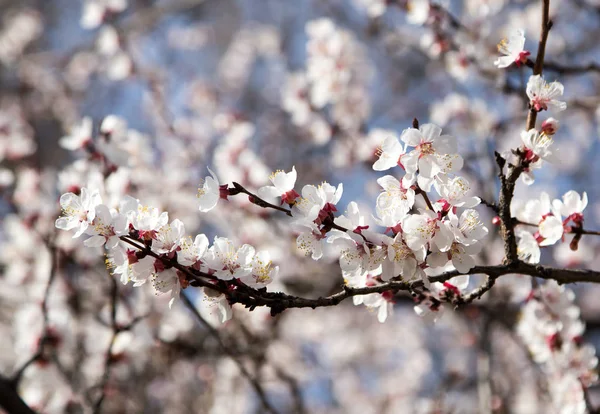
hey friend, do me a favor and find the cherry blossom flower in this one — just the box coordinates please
[516,228,541,264]
[59,117,93,151]
[177,234,209,267]
[197,167,229,213]
[350,273,394,323]
[204,237,255,280]
[494,29,530,68]
[375,175,415,223]
[517,192,563,246]
[520,129,557,185]
[128,203,169,241]
[448,209,488,246]
[400,124,459,180]
[83,204,127,249]
[293,181,343,224]
[521,129,555,162]
[151,268,181,308]
[428,242,481,273]
[402,210,453,252]
[200,288,233,324]
[372,131,407,171]
[296,222,326,260]
[257,166,299,205]
[526,75,567,112]
[55,188,102,238]
[435,176,479,209]
[246,251,278,286]
[381,233,424,281]
[334,201,368,232]
[151,219,185,255]
[553,191,587,226]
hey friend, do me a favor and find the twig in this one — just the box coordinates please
[526,0,552,131]
[92,275,120,414]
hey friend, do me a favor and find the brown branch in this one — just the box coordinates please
[458,276,497,305]
[92,275,120,414]
[544,61,600,74]
[0,375,37,414]
[526,0,552,131]
[119,232,600,316]
[231,182,293,217]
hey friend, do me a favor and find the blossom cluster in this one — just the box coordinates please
[495,29,566,185]
[514,190,588,264]
[55,187,278,321]
[282,18,370,144]
[518,281,598,414]
[56,120,490,324]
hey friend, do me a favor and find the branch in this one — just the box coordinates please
[92,275,119,414]
[0,375,37,414]
[231,182,292,217]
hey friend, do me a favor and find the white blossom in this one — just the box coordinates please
[526,75,567,112]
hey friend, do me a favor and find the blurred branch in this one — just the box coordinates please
[180,293,281,414]
[0,375,37,414]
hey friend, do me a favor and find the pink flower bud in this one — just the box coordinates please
[541,117,560,135]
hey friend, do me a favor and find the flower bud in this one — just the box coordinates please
[541,118,560,135]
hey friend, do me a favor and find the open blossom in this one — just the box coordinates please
[204,237,255,280]
[83,204,127,249]
[59,117,92,151]
[526,75,567,112]
[246,251,278,286]
[401,123,459,179]
[197,167,229,212]
[124,200,168,240]
[257,166,299,205]
[151,219,185,255]
[517,192,563,246]
[375,175,415,223]
[372,131,407,171]
[521,129,555,162]
[201,288,233,324]
[428,242,481,273]
[449,209,488,246]
[553,191,587,226]
[349,272,394,323]
[151,268,181,308]
[296,222,326,260]
[177,234,209,267]
[55,188,102,238]
[494,29,530,68]
[293,181,343,223]
[520,128,556,185]
[381,233,424,281]
[434,175,480,210]
[402,210,454,252]
[516,228,541,264]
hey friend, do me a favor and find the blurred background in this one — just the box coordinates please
[1,0,600,412]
